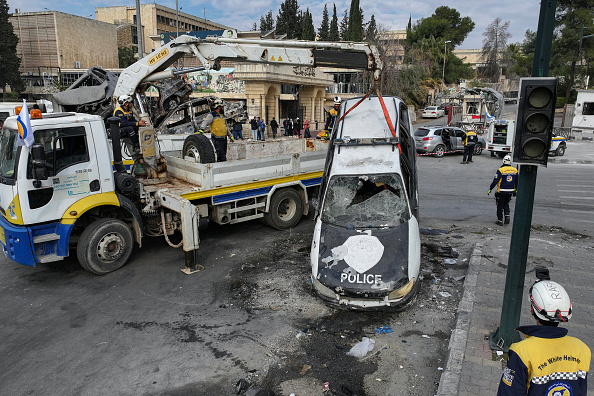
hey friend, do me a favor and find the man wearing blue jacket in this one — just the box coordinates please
[488,154,518,226]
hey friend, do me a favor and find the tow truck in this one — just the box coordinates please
[0,30,382,275]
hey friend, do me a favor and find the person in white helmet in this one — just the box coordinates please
[488,154,518,226]
[497,274,590,396]
[322,96,341,140]
[198,98,234,161]
[113,95,147,174]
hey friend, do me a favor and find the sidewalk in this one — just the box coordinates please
[437,231,593,395]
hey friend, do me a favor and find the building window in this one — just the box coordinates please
[583,102,594,116]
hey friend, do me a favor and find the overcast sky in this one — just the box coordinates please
[9,0,543,49]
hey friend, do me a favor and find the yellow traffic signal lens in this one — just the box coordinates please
[522,139,547,158]
[525,113,549,133]
[528,87,552,108]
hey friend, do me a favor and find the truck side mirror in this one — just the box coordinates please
[31,144,48,185]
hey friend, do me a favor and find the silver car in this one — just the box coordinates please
[414,126,485,157]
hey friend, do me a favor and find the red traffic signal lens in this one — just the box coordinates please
[522,138,547,158]
[525,113,549,133]
[528,87,552,108]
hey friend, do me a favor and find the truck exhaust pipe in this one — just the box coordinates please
[108,116,127,173]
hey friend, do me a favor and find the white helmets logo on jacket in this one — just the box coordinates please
[529,280,572,323]
[502,154,512,165]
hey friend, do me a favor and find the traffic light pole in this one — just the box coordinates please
[489,0,556,352]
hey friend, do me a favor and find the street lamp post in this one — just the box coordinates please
[442,40,451,85]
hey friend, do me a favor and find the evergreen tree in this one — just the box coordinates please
[318,4,330,41]
[366,14,377,43]
[329,4,340,41]
[301,8,315,40]
[406,15,412,46]
[409,6,474,46]
[260,11,275,32]
[346,0,363,41]
[276,0,301,39]
[0,0,24,96]
[480,18,511,82]
[339,9,349,40]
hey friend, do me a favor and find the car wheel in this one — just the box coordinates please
[76,218,133,275]
[182,134,216,163]
[555,144,566,156]
[474,144,483,155]
[432,145,446,158]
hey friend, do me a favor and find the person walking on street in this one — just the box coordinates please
[461,128,478,164]
[199,98,234,162]
[113,95,147,175]
[259,118,266,141]
[496,275,590,396]
[488,154,518,226]
[270,117,278,138]
[232,119,244,140]
[303,117,311,138]
[250,116,259,140]
[283,117,290,136]
[294,117,300,137]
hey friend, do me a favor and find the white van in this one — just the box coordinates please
[310,96,421,310]
[0,102,22,123]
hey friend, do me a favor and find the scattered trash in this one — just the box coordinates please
[346,337,375,358]
[399,365,404,369]
[375,378,382,381]
[454,275,466,281]
[496,350,504,356]
[236,378,250,394]
[374,326,393,334]
[439,291,452,298]
[422,334,430,338]
[438,367,444,371]
[420,228,447,235]
[299,364,311,375]
[323,382,330,391]
[443,258,457,265]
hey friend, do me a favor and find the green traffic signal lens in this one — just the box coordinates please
[525,113,549,133]
[528,87,552,108]
[522,138,546,158]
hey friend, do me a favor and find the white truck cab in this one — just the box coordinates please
[310,96,421,310]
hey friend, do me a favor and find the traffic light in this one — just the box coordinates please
[513,77,557,166]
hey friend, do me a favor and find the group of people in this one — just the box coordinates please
[282,117,311,138]
[249,116,267,141]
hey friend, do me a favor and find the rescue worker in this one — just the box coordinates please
[323,96,341,140]
[198,98,234,162]
[461,128,478,164]
[488,154,518,226]
[113,95,146,174]
[497,277,590,396]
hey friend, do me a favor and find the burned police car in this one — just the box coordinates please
[310,95,421,310]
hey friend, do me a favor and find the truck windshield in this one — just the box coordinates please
[321,174,410,228]
[0,127,20,181]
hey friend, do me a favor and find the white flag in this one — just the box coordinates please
[17,100,34,147]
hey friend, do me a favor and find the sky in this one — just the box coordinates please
[8,0,543,49]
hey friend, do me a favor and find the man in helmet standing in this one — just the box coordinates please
[114,95,147,174]
[461,127,478,164]
[198,98,234,162]
[488,154,518,226]
[323,96,341,140]
[497,276,590,395]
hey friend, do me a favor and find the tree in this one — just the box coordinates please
[508,30,536,78]
[409,6,474,47]
[346,0,363,41]
[276,0,301,39]
[260,11,275,32]
[301,8,315,41]
[480,18,511,82]
[0,0,24,96]
[339,9,349,40]
[118,47,136,68]
[366,14,377,43]
[318,5,330,40]
[329,4,340,41]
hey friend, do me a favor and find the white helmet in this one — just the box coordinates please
[213,98,224,108]
[530,280,572,323]
[333,96,342,105]
[502,154,512,165]
[118,95,133,105]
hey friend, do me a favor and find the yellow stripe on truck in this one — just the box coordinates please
[61,192,120,225]
[180,171,324,201]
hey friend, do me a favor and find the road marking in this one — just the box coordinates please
[560,196,594,200]
[558,190,591,193]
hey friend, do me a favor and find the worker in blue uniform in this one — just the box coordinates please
[198,98,234,162]
[461,128,478,164]
[497,277,590,396]
[321,96,341,140]
[114,95,147,175]
[488,154,518,226]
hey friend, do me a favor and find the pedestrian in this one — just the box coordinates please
[294,117,300,136]
[288,119,294,137]
[461,128,478,164]
[250,116,259,140]
[113,95,147,175]
[303,117,311,138]
[283,117,290,136]
[488,154,518,226]
[496,275,590,396]
[259,118,266,141]
[270,117,278,138]
[199,98,234,162]
[232,119,244,140]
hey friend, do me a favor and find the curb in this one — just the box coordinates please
[436,242,483,396]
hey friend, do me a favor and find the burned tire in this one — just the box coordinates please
[76,218,133,275]
[182,134,216,164]
[264,188,304,230]
[432,145,446,158]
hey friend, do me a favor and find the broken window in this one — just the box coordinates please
[466,101,479,115]
[322,174,410,228]
[583,102,594,116]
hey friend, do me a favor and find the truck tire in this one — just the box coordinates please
[498,152,506,158]
[264,188,304,230]
[432,145,446,158]
[555,144,566,156]
[182,134,216,163]
[76,218,134,275]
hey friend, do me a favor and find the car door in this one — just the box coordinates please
[453,129,466,150]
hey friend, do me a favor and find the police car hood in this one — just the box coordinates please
[316,222,409,297]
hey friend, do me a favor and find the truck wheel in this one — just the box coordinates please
[76,218,133,275]
[264,188,304,230]
[432,145,446,158]
[474,144,483,155]
[555,144,566,156]
[182,134,215,163]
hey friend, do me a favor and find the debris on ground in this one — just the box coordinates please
[346,337,375,358]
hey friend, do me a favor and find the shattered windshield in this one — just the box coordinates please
[0,127,19,180]
[321,174,410,228]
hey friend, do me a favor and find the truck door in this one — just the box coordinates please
[17,122,101,225]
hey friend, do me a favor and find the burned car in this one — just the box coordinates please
[310,96,421,310]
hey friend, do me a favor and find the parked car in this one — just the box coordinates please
[422,106,444,118]
[414,126,485,157]
[550,134,567,156]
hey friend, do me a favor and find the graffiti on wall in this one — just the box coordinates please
[187,68,245,94]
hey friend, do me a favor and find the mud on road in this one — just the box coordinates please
[223,225,474,396]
